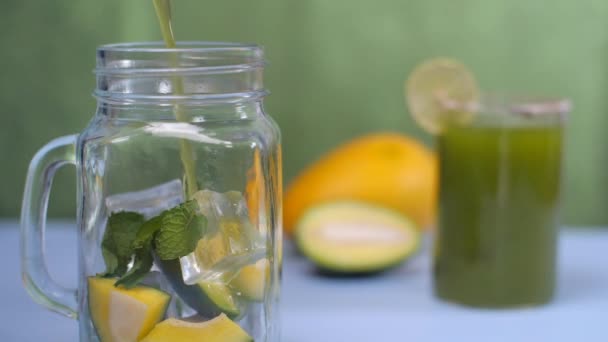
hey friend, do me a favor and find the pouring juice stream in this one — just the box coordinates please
[153,0,198,198]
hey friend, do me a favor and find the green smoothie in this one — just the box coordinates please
[434,116,564,307]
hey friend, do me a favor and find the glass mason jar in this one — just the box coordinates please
[433,94,569,308]
[21,42,282,341]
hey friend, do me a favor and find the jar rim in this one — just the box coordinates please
[475,92,572,117]
[94,41,267,104]
[441,92,571,119]
[98,41,262,54]
[95,41,265,76]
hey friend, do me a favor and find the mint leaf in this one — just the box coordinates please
[100,246,119,277]
[101,200,206,287]
[155,200,206,260]
[114,243,154,288]
[100,212,144,277]
[114,215,163,288]
[132,215,163,250]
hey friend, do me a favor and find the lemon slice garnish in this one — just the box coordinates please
[405,58,479,134]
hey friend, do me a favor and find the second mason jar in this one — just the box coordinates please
[21,42,282,341]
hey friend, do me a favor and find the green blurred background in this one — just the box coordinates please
[1,1,606,225]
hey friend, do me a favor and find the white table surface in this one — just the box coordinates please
[2,220,607,342]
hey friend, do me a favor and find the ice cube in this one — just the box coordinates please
[192,190,264,248]
[180,190,266,285]
[105,179,184,219]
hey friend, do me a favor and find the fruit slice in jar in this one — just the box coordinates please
[295,202,420,274]
[405,58,480,134]
[197,282,241,318]
[141,313,253,342]
[230,258,269,301]
[88,277,170,342]
[156,258,241,319]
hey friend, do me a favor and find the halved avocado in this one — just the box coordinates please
[295,201,420,274]
[141,313,253,342]
[156,258,241,319]
[88,277,170,342]
[230,258,269,301]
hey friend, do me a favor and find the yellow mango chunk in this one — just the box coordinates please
[141,314,253,342]
[88,277,170,342]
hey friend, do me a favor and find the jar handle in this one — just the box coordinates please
[20,134,78,319]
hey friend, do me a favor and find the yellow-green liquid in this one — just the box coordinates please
[434,121,563,307]
[152,0,198,198]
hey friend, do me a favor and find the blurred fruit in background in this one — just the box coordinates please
[284,133,437,236]
[295,201,420,274]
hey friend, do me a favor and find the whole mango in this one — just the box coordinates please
[284,133,437,236]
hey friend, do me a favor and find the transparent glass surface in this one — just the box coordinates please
[433,94,568,308]
[22,42,282,342]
